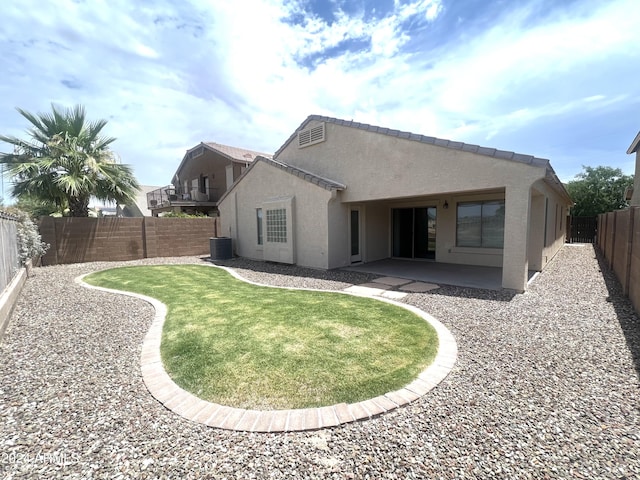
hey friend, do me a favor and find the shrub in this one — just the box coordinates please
[160,211,208,218]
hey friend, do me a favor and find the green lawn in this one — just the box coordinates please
[84,265,438,409]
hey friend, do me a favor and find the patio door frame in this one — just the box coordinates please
[350,206,362,263]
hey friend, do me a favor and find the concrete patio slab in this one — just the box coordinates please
[345,259,537,290]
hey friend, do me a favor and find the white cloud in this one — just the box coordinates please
[132,43,160,59]
[0,0,638,198]
[423,0,639,131]
[396,0,443,21]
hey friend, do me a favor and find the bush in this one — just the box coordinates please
[6,209,49,265]
[160,211,208,218]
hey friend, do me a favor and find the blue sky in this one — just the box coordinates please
[1,0,638,201]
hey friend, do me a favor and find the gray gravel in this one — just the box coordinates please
[1,245,639,479]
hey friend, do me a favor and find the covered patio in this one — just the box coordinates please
[344,259,538,290]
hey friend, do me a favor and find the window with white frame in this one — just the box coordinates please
[456,200,505,248]
[266,208,287,243]
[256,208,263,245]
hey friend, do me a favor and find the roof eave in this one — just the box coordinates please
[544,167,574,206]
[627,130,640,154]
[273,115,321,158]
[171,146,199,184]
[218,156,345,205]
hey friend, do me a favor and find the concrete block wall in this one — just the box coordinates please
[597,207,640,315]
[39,217,216,266]
[612,209,632,294]
[629,208,640,314]
[147,218,215,258]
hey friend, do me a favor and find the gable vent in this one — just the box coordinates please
[191,146,205,159]
[298,123,325,148]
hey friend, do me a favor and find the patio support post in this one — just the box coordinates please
[502,185,531,292]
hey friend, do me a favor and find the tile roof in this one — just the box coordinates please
[200,142,273,163]
[256,156,346,191]
[173,142,273,181]
[275,115,550,169]
[217,156,345,205]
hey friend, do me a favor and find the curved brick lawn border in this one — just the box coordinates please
[77,264,457,432]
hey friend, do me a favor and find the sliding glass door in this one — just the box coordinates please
[392,207,436,259]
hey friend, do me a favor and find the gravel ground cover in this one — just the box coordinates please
[1,245,639,479]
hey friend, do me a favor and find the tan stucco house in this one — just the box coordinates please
[627,131,640,206]
[147,142,271,217]
[218,115,572,292]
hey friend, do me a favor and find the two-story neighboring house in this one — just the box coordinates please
[627,131,640,206]
[147,142,272,217]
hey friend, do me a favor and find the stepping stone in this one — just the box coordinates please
[381,290,408,300]
[343,285,387,296]
[399,282,439,293]
[357,282,392,290]
[372,276,413,286]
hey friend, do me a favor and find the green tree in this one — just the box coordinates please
[12,194,60,219]
[0,104,139,217]
[566,166,634,217]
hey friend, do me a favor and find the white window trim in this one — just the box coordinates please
[262,196,295,264]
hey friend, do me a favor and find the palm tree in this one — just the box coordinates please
[0,104,139,217]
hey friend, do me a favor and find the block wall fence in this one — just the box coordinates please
[38,217,219,266]
[597,207,640,315]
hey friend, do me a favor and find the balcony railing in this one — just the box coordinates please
[147,185,220,209]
